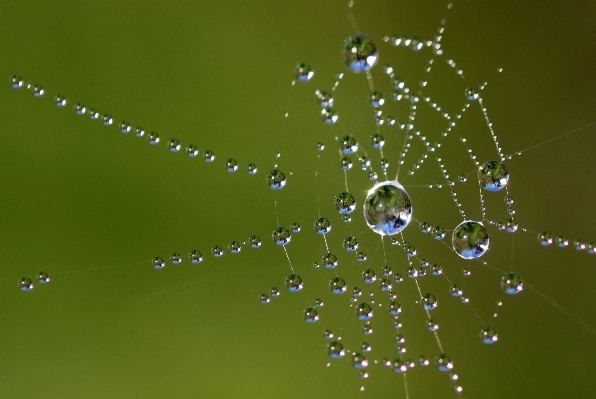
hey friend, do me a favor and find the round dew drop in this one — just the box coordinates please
[327,341,345,359]
[18,277,34,291]
[266,169,286,189]
[303,307,319,323]
[478,160,509,191]
[479,326,498,344]
[334,192,356,214]
[355,303,373,320]
[294,63,314,82]
[452,220,489,259]
[272,226,291,246]
[329,277,347,294]
[342,34,378,73]
[435,353,454,372]
[339,135,358,154]
[363,180,412,236]
[285,274,303,292]
[501,272,523,295]
[37,272,50,284]
[314,217,332,234]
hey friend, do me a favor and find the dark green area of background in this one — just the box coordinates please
[0,1,595,398]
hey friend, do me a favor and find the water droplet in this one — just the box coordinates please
[168,139,181,152]
[37,272,50,284]
[392,360,407,373]
[32,84,44,97]
[316,142,325,151]
[170,253,182,264]
[10,75,23,88]
[370,133,385,149]
[452,220,489,259]
[501,272,523,295]
[363,180,412,236]
[315,298,324,307]
[450,284,463,297]
[432,225,446,240]
[152,256,165,269]
[431,264,443,276]
[314,217,332,234]
[342,34,378,73]
[355,303,373,320]
[18,277,33,291]
[574,239,586,251]
[388,301,401,315]
[479,326,498,344]
[189,250,203,264]
[272,226,291,246]
[249,235,262,248]
[211,246,223,257]
[102,114,113,126]
[148,132,160,145]
[351,352,369,369]
[394,273,404,282]
[246,163,257,174]
[379,278,392,291]
[458,174,467,183]
[421,293,438,310]
[329,277,347,294]
[321,252,338,269]
[369,91,384,107]
[327,341,345,359]
[88,109,99,120]
[362,323,373,335]
[54,94,67,107]
[465,87,479,101]
[324,329,334,339]
[260,294,270,304]
[368,171,378,180]
[419,221,431,233]
[266,169,286,189]
[285,274,303,292]
[478,160,509,191]
[378,159,389,170]
[357,252,367,262]
[269,287,280,298]
[118,121,131,133]
[316,91,334,107]
[426,318,439,331]
[343,236,358,252]
[419,356,430,367]
[134,127,145,137]
[74,102,86,115]
[185,145,199,157]
[362,269,377,283]
[321,107,338,124]
[225,158,238,172]
[435,353,454,372]
[382,266,392,276]
[339,135,359,154]
[504,194,514,205]
[295,63,314,82]
[303,307,319,322]
[203,150,215,162]
[228,241,241,253]
[555,235,569,247]
[462,267,471,276]
[340,156,353,170]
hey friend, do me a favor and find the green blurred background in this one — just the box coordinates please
[0,1,595,398]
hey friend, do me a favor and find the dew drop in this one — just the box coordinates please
[501,272,523,295]
[102,114,113,126]
[369,91,384,107]
[295,63,314,82]
[362,269,377,283]
[260,294,270,304]
[339,135,359,154]
[303,307,319,323]
[249,235,262,248]
[370,133,385,148]
[285,274,303,292]
[266,169,286,189]
[54,94,67,107]
[432,226,446,240]
[363,180,412,236]
[555,235,569,247]
[465,87,479,101]
[272,226,291,246]
[478,160,509,191]
[435,353,453,372]
[479,325,498,344]
[168,139,181,152]
[321,107,338,124]
[343,237,358,252]
[228,241,241,253]
[203,150,215,162]
[421,293,438,310]
[351,352,369,369]
[211,246,223,257]
[327,341,345,359]
[419,221,431,233]
[170,253,182,264]
[452,220,489,259]
[32,84,44,97]
[314,217,332,234]
[225,158,238,172]
[342,34,378,73]
[355,303,373,320]
[329,277,347,294]
[74,102,86,115]
[10,75,23,89]
[246,163,257,174]
[18,277,33,291]
[152,256,165,269]
[324,329,334,339]
[148,132,160,145]
[186,145,199,157]
[189,250,203,264]
[37,272,50,284]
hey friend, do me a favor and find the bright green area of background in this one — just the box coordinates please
[0,1,595,398]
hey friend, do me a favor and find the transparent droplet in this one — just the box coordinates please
[357,252,367,262]
[285,274,303,292]
[37,272,50,284]
[316,142,325,151]
[260,293,270,304]
[432,226,446,240]
[316,91,334,107]
[170,253,182,264]
[382,265,392,276]
[501,272,523,295]
[74,102,86,115]
[378,159,389,170]
[269,287,280,297]
[314,217,332,234]
[363,180,412,236]
[134,126,145,137]
[102,114,113,126]
[465,87,479,101]
[228,241,241,254]
[203,150,215,162]
[119,121,131,133]
[246,163,257,174]
[88,108,99,120]
[32,84,44,97]
[18,277,34,291]
[321,252,338,269]
[370,133,385,148]
[10,75,23,89]
[555,235,569,247]
[452,220,489,259]
[249,235,262,248]
[266,169,286,189]
[303,307,319,323]
[388,301,401,315]
[362,269,377,283]
[421,293,438,310]
[272,226,291,246]
[189,250,203,264]
[431,264,443,276]
[369,91,384,107]
[419,221,431,233]
[321,107,338,124]
[148,131,160,145]
[295,63,314,82]
[426,318,439,331]
[334,192,356,215]
[224,158,237,172]
[339,135,359,154]
[327,341,345,359]
[368,171,378,181]
[458,174,467,183]
[329,277,347,294]
[360,343,372,353]
[351,352,369,369]
[211,246,223,257]
[186,145,199,157]
[343,236,358,252]
[462,268,471,277]
[168,139,181,152]
[379,278,392,291]
[340,156,353,170]
[504,194,514,205]
[355,302,373,320]
[54,94,67,107]
[342,34,378,73]
[392,360,407,373]
[450,284,463,297]
[574,239,586,251]
[479,326,498,344]
[478,160,509,191]
[324,329,334,339]
[152,256,165,269]
[435,353,453,372]
[314,298,324,307]
[362,323,373,335]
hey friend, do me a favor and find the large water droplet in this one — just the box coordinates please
[322,252,338,268]
[351,352,369,369]
[266,169,286,189]
[272,226,291,246]
[339,135,358,154]
[363,180,412,236]
[478,160,509,191]
[18,277,33,291]
[285,274,303,292]
[303,307,319,322]
[314,217,332,234]
[37,272,50,284]
[452,220,489,259]
[421,293,438,310]
[342,34,378,73]
[327,341,345,359]
[355,303,373,320]
[334,192,356,214]
[501,272,523,294]
[329,277,347,294]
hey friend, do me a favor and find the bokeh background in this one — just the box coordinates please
[0,1,595,398]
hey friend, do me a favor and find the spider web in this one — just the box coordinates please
[0,1,595,398]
